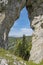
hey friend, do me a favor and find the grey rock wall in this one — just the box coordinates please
[0,0,26,49]
[27,0,43,63]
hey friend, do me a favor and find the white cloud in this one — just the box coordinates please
[8,28,33,37]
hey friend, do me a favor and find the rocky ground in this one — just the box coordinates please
[0,48,27,65]
[0,48,43,65]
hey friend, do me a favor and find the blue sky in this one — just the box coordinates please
[8,7,33,37]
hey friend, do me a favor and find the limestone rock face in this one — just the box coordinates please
[0,59,8,65]
[29,15,43,63]
[0,0,26,49]
[27,0,43,63]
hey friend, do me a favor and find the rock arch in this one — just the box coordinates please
[0,0,43,63]
[0,0,26,49]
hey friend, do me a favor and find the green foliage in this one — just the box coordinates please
[18,0,21,2]
[0,48,14,65]
[14,35,32,60]
[0,48,43,65]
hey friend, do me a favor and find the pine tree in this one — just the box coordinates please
[19,35,30,60]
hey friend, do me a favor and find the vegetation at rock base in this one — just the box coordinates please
[9,35,32,61]
[0,35,42,65]
[0,48,14,65]
[14,35,32,60]
[0,48,43,65]
[8,35,43,65]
